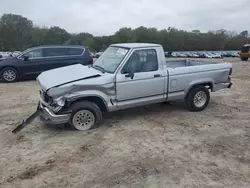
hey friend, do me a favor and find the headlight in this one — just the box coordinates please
[39,90,53,103]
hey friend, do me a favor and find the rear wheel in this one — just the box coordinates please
[0,67,19,82]
[240,56,248,61]
[69,101,102,131]
[185,85,210,111]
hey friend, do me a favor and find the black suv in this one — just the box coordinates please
[0,45,93,82]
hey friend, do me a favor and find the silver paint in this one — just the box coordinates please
[36,43,232,125]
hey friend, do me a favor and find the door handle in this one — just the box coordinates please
[154,74,161,77]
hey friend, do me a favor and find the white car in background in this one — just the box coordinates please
[171,52,178,57]
[190,52,199,58]
[0,54,4,61]
[205,52,215,58]
[12,51,21,57]
[211,52,222,58]
[0,52,10,59]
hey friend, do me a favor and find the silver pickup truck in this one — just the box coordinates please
[13,43,233,132]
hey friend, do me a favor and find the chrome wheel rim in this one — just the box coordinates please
[72,110,95,131]
[193,91,207,108]
[3,70,16,81]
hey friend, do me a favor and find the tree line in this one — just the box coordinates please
[0,13,248,52]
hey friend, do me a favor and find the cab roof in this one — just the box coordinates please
[111,43,162,49]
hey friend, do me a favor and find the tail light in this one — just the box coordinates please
[89,55,93,59]
[229,68,232,76]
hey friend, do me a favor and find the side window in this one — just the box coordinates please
[242,46,249,53]
[43,48,67,57]
[23,48,43,58]
[66,48,84,55]
[122,49,158,73]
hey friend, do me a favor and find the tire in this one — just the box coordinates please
[240,56,248,61]
[0,67,19,82]
[69,101,102,131]
[185,85,210,112]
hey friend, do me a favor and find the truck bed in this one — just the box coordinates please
[165,59,232,97]
[166,59,218,68]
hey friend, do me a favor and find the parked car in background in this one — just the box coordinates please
[171,52,178,57]
[0,54,4,61]
[12,51,21,57]
[222,52,232,57]
[0,45,93,82]
[185,52,192,57]
[197,52,206,58]
[238,44,250,61]
[198,52,208,58]
[176,52,186,58]
[190,52,199,58]
[211,52,222,58]
[94,52,103,58]
[0,52,11,59]
[231,51,239,57]
[206,52,216,58]
[165,51,172,57]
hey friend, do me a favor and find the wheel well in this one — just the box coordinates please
[204,82,213,90]
[0,66,20,76]
[186,83,213,97]
[70,96,107,112]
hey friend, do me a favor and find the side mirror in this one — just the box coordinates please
[125,68,134,79]
[23,55,29,61]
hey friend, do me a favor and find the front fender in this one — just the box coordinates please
[49,83,115,111]
[66,90,110,105]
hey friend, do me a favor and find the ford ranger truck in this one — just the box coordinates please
[13,43,233,132]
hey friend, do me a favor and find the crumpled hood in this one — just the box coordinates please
[37,64,102,91]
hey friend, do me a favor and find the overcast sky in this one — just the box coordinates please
[0,0,249,36]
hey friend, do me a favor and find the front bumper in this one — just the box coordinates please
[39,102,71,124]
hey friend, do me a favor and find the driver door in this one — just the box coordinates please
[19,48,46,75]
[115,48,165,102]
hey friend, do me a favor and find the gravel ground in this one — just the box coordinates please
[0,58,249,188]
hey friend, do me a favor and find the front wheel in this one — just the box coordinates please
[240,56,248,61]
[69,101,102,131]
[185,85,210,111]
[1,67,19,82]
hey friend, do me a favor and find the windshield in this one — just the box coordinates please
[93,46,129,73]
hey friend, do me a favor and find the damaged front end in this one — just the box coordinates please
[12,99,71,133]
[12,64,114,133]
[12,88,71,133]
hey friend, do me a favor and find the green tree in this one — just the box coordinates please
[82,38,95,51]
[30,26,48,47]
[68,32,93,45]
[0,13,33,50]
[43,26,70,44]
[0,13,248,52]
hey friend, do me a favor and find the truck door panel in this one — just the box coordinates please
[116,49,165,101]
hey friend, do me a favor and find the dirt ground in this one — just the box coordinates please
[0,58,249,188]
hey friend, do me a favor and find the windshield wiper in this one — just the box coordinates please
[93,65,106,73]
